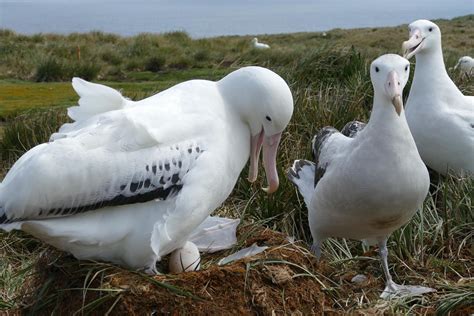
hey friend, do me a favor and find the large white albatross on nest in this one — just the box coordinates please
[402,20,473,177]
[288,54,435,298]
[0,66,293,273]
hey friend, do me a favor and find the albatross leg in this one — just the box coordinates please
[310,239,322,260]
[144,264,162,275]
[378,238,435,299]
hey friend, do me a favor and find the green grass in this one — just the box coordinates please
[0,15,473,315]
[0,68,231,118]
[1,15,473,83]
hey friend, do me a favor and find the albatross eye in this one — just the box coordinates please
[375,67,379,73]
[428,27,433,32]
[405,65,409,71]
[266,115,272,122]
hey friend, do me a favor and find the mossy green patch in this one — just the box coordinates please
[0,81,75,118]
[0,68,233,118]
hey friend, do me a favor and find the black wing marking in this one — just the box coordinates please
[0,144,204,225]
[287,159,314,181]
[341,121,366,138]
[311,127,339,188]
[0,186,183,225]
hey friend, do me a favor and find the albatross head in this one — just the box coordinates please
[454,56,473,70]
[402,20,441,59]
[370,54,410,116]
[218,66,294,193]
[252,38,258,44]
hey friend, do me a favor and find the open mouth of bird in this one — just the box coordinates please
[248,128,282,194]
[403,38,424,59]
[407,40,423,54]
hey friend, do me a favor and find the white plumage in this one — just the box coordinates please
[0,66,294,273]
[288,54,434,298]
[454,56,474,78]
[251,37,270,49]
[403,20,473,177]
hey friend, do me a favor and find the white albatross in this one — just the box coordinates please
[0,66,294,273]
[251,37,270,49]
[402,20,474,177]
[454,56,474,78]
[287,54,434,298]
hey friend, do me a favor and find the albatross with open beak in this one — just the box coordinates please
[402,20,474,177]
[0,66,294,273]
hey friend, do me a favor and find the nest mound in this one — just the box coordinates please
[13,227,346,315]
[111,228,329,315]
[13,225,471,315]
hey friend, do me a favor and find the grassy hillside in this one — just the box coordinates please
[0,15,473,315]
[0,15,473,117]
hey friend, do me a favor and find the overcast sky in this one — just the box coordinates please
[1,0,472,37]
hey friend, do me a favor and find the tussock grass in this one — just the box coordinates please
[1,16,472,82]
[0,15,473,314]
[0,108,69,163]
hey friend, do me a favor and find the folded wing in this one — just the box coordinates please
[0,110,205,224]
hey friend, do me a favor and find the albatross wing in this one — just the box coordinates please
[0,109,206,224]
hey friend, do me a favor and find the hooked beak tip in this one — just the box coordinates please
[392,95,403,116]
[262,182,279,194]
[401,44,408,58]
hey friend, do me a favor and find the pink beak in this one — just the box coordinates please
[248,130,282,194]
[402,29,423,59]
[385,70,403,116]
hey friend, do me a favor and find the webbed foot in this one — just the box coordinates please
[380,280,435,299]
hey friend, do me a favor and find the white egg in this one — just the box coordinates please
[168,241,201,273]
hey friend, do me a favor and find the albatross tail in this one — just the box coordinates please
[0,183,21,232]
[287,160,315,207]
[67,77,129,122]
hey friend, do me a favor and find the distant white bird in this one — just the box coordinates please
[0,66,294,273]
[403,20,474,177]
[288,54,434,299]
[252,37,270,49]
[454,56,474,78]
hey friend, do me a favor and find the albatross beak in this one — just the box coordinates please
[248,130,282,194]
[248,130,264,183]
[262,133,282,193]
[402,29,423,59]
[385,71,403,116]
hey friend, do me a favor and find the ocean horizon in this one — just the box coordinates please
[0,0,473,38]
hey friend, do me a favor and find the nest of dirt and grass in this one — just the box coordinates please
[3,223,473,315]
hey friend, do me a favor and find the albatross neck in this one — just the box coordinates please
[412,45,450,85]
[367,93,410,132]
[411,44,464,102]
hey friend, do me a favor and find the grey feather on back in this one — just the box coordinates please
[341,121,366,138]
[311,127,338,188]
